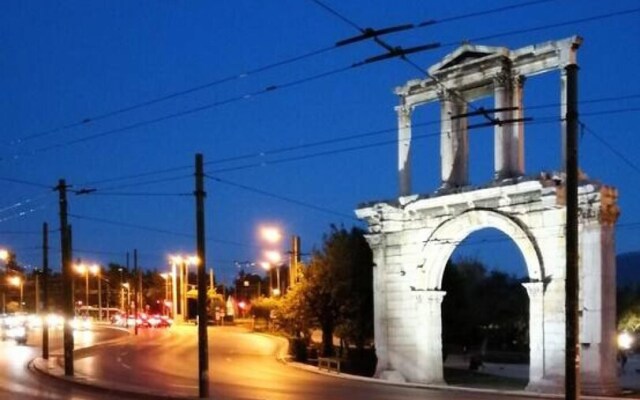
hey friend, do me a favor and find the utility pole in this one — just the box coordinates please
[195,153,209,398]
[35,271,39,313]
[138,253,142,313]
[565,64,580,400]
[289,235,301,288]
[134,249,138,336]
[56,179,74,376]
[42,222,49,360]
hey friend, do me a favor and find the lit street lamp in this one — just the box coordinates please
[0,248,9,313]
[160,272,172,316]
[8,275,23,311]
[75,263,100,315]
[263,251,283,296]
[169,254,199,322]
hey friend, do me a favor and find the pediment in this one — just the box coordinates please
[428,43,508,74]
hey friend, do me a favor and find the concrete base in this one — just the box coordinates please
[378,370,407,383]
[525,377,563,394]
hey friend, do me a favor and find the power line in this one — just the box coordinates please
[68,213,254,249]
[207,175,359,221]
[0,176,52,190]
[580,122,640,177]
[9,1,550,150]
[12,45,337,147]
[8,6,635,163]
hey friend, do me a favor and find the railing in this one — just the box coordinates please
[317,357,341,374]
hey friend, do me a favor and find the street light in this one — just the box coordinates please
[160,273,172,316]
[169,254,199,322]
[8,276,23,311]
[0,248,9,313]
[75,263,100,315]
[263,251,283,296]
[260,226,282,244]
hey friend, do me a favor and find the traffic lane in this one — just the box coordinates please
[26,324,128,350]
[81,326,541,400]
[0,326,130,400]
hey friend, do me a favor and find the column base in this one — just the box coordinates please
[377,370,407,383]
[525,377,563,394]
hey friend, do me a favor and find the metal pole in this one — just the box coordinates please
[85,271,89,310]
[35,272,39,314]
[98,271,102,321]
[19,282,23,311]
[42,222,49,360]
[56,179,74,376]
[195,153,210,398]
[565,64,580,400]
[134,249,138,336]
[171,263,177,318]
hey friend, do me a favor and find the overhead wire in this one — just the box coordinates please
[68,212,255,249]
[207,175,360,221]
[8,0,551,150]
[4,6,637,164]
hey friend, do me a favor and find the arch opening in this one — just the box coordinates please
[441,228,530,388]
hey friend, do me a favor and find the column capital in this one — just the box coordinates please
[415,289,446,305]
[512,74,526,88]
[492,71,512,88]
[522,281,544,296]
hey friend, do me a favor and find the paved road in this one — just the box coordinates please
[0,325,127,400]
[74,325,540,400]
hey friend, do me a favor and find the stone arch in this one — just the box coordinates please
[417,208,544,290]
[410,208,545,387]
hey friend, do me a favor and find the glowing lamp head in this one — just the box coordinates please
[264,250,282,264]
[0,249,9,261]
[260,226,282,244]
[8,276,22,287]
[618,332,634,350]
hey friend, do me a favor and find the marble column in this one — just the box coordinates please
[397,105,412,196]
[511,75,526,176]
[414,290,446,384]
[523,281,545,388]
[440,92,468,188]
[494,72,514,180]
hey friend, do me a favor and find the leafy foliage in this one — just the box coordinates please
[278,225,374,356]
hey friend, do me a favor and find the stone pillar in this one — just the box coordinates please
[397,104,412,196]
[494,72,514,180]
[560,69,568,170]
[414,290,446,384]
[440,93,468,188]
[579,187,619,395]
[523,281,545,388]
[368,235,392,377]
[511,76,525,176]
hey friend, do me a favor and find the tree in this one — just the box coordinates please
[304,225,374,356]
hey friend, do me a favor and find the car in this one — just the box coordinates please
[147,314,172,328]
[1,314,28,345]
[71,316,92,331]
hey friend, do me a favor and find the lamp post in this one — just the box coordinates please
[169,254,199,322]
[75,263,100,315]
[0,249,9,313]
[160,273,171,316]
[264,250,282,296]
[118,267,124,311]
[8,276,23,311]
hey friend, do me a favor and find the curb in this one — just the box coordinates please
[268,333,639,400]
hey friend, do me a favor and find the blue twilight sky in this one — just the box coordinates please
[1,1,639,283]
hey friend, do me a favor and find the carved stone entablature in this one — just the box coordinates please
[600,186,620,225]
